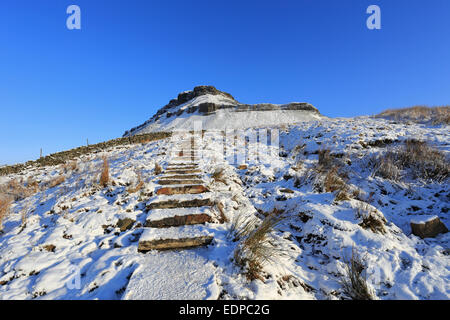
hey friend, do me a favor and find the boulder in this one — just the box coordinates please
[117,217,135,232]
[410,216,448,239]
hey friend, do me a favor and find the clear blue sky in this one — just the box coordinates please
[1,0,449,165]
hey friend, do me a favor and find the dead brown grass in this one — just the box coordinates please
[62,161,78,173]
[313,163,350,202]
[212,168,228,185]
[154,163,162,175]
[26,178,40,194]
[371,140,449,182]
[0,195,12,231]
[99,157,110,187]
[340,247,375,300]
[215,201,229,223]
[355,202,386,234]
[318,148,334,169]
[371,152,400,181]
[127,171,144,194]
[324,167,346,193]
[0,178,38,201]
[233,213,285,281]
[48,175,66,188]
[376,105,450,125]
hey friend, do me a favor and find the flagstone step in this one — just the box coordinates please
[156,185,208,195]
[160,174,202,180]
[157,179,205,186]
[166,165,199,170]
[146,193,214,210]
[138,225,214,252]
[163,169,202,175]
[170,151,199,156]
[145,207,213,228]
[166,163,199,167]
[171,159,201,164]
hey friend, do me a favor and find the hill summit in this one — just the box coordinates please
[124,85,321,136]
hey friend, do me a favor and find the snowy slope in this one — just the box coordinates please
[0,116,448,300]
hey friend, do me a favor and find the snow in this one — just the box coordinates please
[123,250,219,300]
[147,207,213,222]
[0,116,448,300]
[411,215,439,224]
[139,225,214,241]
[146,192,215,204]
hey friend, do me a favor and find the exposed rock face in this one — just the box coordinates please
[235,102,318,113]
[125,85,237,136]
[410,216,448,238]
[175,86,235,105]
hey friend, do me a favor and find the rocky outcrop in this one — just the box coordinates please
[282,102,320,113]
[124,85,321,136]
[235,102,319,113]
[124,86,237,136]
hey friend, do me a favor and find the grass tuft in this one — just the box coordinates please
[233,213,285,281]
[212,167,228,185]
[355,202,387,234]
[340,247,376,300]
[371,140,449,182]
[99,157,110,187]
[127,171,144,193]
[0,195,12,232]
[154,163,162,175]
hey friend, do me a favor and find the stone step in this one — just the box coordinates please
[138,225,214,252]
[145,207,213,228]
[157,179,205,186]
[156,185,208,195]
[146,193,214,210]
[163,169,202,175]
[166,165,199,170]
[166,163,199,167]
[170,151,199,156]
[172,156,200,160]
[161,174,202,180]
[171,159,201,164]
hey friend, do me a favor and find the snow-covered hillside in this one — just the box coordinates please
[0,114,448,300]
[123,86,323,135]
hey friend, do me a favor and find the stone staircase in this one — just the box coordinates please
[137,137,219,252]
